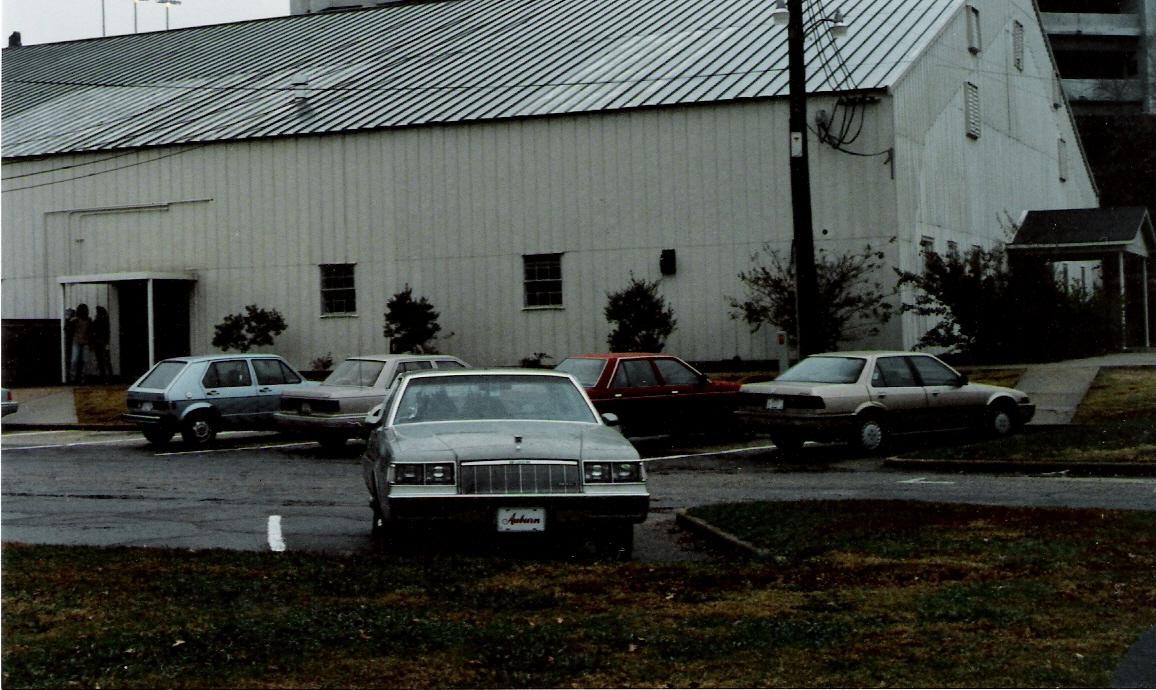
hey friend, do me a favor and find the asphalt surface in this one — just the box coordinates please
[2,427,1154,686]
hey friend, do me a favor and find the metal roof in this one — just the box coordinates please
[1010,207,1155,248]
[1,0,960,158]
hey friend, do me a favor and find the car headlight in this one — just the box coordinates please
[391,463,455,485]
[584,461,644,483]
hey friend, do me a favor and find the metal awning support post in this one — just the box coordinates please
[60,283,68,383]
[1143,258,1150,349]
[1118,252,1128,350]
[147,278,156,368]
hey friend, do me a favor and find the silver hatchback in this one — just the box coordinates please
[736,351,1035,453]
[124,354,313,446]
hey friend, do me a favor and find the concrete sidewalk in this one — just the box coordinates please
[2,386,79,426]
[1012,352,1156,426]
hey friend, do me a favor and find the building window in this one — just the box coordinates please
[523,253,563,308]
[965,82,981,139]
[320,263,356,315]
[1058,138,1069,182]
[1012,21,1024,71]
[966,5,981,54]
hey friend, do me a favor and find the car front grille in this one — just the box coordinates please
[460,461,581,495]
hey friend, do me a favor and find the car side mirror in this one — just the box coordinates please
[364,403,385,428]
[601,412,620,427]
[956,374,969,387]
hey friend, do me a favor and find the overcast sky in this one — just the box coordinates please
[2,0,289,45]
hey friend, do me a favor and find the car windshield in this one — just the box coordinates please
[136,361,187,389]
[776,356,866,384]
[324,359,386,387]
[393,375,598,424]
[553,358,607,387]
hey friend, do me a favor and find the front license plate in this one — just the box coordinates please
[140,402,153,412]
[765,397,784,410]
[497,507,546,532]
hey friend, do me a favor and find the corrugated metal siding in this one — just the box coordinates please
[889,0,1098,349]
[1,96,901,366]
[2,0,960,158]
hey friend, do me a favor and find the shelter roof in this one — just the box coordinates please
[2,0,960,158]
[1009,207,1155,258]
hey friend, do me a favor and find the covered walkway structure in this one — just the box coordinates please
[1009,207,1155,350]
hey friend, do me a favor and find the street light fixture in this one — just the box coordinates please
[776,0,850,358]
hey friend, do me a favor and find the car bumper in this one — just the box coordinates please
[384,493,650,526]
[1018,403,1036,425]
[274,412,367,436]
[734,410,856,439]
[122,412,176,429]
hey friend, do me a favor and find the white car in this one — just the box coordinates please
[275,354,468,450]
[736,351,1035,453]
[361,369,648,557]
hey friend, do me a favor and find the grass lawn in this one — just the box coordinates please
[74,385,128,424]
[5,501,1155,688]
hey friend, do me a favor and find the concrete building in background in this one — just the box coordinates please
[2,0,1098,385]
[1039,0,1156,114]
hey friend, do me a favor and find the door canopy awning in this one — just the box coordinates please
[1007,207,1154,260]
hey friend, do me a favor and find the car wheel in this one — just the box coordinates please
[142,427,174,446]
[852,414,887,454]
[180,412,218,446]
[599,522,635,561]
[986,401,1018,438]
[318,435,348,452]
[770,432,805,453]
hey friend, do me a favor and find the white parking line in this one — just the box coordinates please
[154,441,317,456]
[1,437,144,451]
[645,443,778,462]
[267,515,286,552]
[899,476,956,485]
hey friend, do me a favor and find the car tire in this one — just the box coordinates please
[986,401,1018,438]
[142,427,174,446]
[180,412,218,446]
[852,414,887,454]
[599,522,635,561]
[770,432,805,453]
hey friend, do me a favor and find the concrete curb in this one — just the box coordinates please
[884,457,1156,477]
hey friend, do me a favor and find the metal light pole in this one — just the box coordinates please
[785,0,820,357]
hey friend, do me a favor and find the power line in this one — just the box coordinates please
[3,145,207,193]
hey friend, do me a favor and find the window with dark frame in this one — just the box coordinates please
[523,253,563,308]
[320,264,357,315]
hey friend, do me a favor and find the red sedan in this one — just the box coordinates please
[554,353,741,435]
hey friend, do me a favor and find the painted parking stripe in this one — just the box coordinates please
[267,515,286,552]
[1,437,145,451]
[899,477,956,485]
[154,440,317,456]
[645,443,778,462]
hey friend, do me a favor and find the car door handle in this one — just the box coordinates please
[876,393,887,399]
[614,394,623,398]
[671,390,680,394]
[206,390,219,396]
[258,387,273,393]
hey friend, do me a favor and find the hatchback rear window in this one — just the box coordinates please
[777,356,866,384]
[136,361,187,390]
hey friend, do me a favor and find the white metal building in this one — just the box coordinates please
[1,0,1098,383]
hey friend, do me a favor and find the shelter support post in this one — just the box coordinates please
[147,279,156,368]
[60,284,68,383]
[1119,253,1127,349]
[1144,259,1150,349]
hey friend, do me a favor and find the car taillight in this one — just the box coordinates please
[584,461,644,483]
[391,463,455,485]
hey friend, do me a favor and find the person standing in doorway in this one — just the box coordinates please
[92,306,112,383]
[69,304,91,384]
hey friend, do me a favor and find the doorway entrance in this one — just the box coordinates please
[58,272,197,382]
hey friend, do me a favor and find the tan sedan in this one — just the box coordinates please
[735,351,1035,453]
